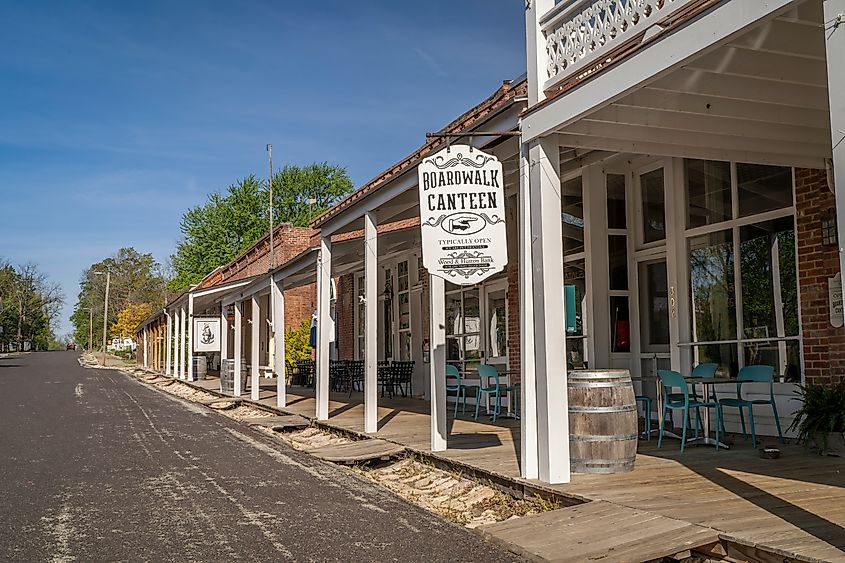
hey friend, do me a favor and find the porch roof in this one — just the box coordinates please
[524,0,831,169]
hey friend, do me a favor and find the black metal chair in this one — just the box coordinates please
[295,359,315,387]
[377,361,393,398]
[392,361,415,397]
[347,360,364,396]
[330,360,347,392]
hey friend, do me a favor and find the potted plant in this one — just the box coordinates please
[788,381,845,455]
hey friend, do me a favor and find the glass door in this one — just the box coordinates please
[446,285,481,375]
[483,281,508,368]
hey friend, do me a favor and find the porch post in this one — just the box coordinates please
[525,0,553,105]
[364,212,378,433]
[250,294,260,401]
[234,300,243,397]
[273,277,286,408]
[187,294,194,381]
[181,305,187,380]
[165,311,172,376]
[824,1,845,281]
[220,305,229,364]
[429,274,447,452]
[316,236,332,420]
[176,308,183,380]
[519,141,539,480]
[143,328,148,368]
[529,136,570,484]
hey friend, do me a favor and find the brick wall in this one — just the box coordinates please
[336,274,356,360]
[200,224,316,289]
[795,167,845,384]
[283,283,315,332]
[507,262,521,380]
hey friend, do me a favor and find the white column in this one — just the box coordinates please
[176,308,183,380]
[529,136,570,484]
[180,306,187,380]
[519,141,539,479]
[364,212,378,433]
[143,328,148,368]
[165,311,172,376]
[220,306,229,363]
[234,300,243,397]
[429,274,447,452]
[316,236,332,420]
[273,278,286,408]
[825,1,845,281]
[525,0,553,105]
[251,294,260,401]
[187,294,195,381]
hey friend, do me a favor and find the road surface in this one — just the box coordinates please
[0,352,521,562]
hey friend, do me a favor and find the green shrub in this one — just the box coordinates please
[788,381,845,455]
[285,319,312,365]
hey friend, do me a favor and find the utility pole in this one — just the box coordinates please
[267,144,274,271]
[88,307,93,351]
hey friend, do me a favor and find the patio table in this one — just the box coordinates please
[683,375,734,449]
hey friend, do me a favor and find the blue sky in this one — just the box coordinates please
[0,1,525,336]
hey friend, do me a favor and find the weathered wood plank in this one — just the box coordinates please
[305,439,405,464]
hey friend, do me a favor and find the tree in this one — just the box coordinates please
[111,303,153,339]
[0,259,64,351]
[71,248,166,348]
[168,163,353,291]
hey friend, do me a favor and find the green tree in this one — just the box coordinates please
[71,248,166,348]
[169,163,353,291]
[0,260,64,351]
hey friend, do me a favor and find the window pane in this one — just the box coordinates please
[743,340,800,383]
[487,289,507,359]
[562,176,584,256]
[465,335,481,360]
[689,230,736,341]
[399,332,412,361]
[639,261,669,348]
[398,293,410,330]
[607,173,626,229]
[692,343,738,378]
[641,168,666,243]
[686,159,731,228]
[446,293,461,336]
[740,216,798,339]
[738,163,792,217]
[564,259,587,336]
[398,260,409,292]
[610,296,631,353]
[463,289,480,335]
[609,235,628,290]
[447,337,461,361]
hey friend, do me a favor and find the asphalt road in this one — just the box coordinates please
[0,352,521,562]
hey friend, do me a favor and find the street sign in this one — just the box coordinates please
[417,144,507,284]
[194,317,221,352]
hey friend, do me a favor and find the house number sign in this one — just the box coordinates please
[417,144,508,285]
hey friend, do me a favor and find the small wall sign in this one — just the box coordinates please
[417,144,507,285]
[194,317,221,352]
[829,272,843,328]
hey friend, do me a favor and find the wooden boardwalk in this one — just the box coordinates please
[190,376,845,562]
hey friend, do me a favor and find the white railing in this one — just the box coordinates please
[540,0,696,88]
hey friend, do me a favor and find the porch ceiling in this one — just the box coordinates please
[553,0,831,168]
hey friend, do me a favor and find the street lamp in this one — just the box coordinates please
[92,269,110,366]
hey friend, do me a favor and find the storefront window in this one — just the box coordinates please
[639,260,669,349]
[610,296,630,353]
[446,285,481,370]
[607,174,627,229]
[565,259,588,368]
[738,164,793,217]
[562,176,584,255]
[486,288,507,361]
[689,230,736,342]
[685,161,799,381]
[608,235,628,291]
[641,168,665,244]
[686,159,731,228]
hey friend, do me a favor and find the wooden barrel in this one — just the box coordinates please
[568,369,638,474]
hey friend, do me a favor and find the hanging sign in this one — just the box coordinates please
[829,272,843,328]
[418,144,507,284]
[194,317,221,352]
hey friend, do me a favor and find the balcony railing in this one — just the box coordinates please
[540,0,696,89]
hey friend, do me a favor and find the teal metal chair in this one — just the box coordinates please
[718,365,783,447]
[657,369,723,452]
[634,395,652,440]
[446,365,462,417]
[475,364,502,422]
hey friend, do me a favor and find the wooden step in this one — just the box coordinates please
[479,500,720,563]
[242,415,310,431]
[306,439,406,464]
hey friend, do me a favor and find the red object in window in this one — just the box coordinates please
[615,320,630,351]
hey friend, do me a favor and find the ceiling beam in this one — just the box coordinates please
[686,46,827,88]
